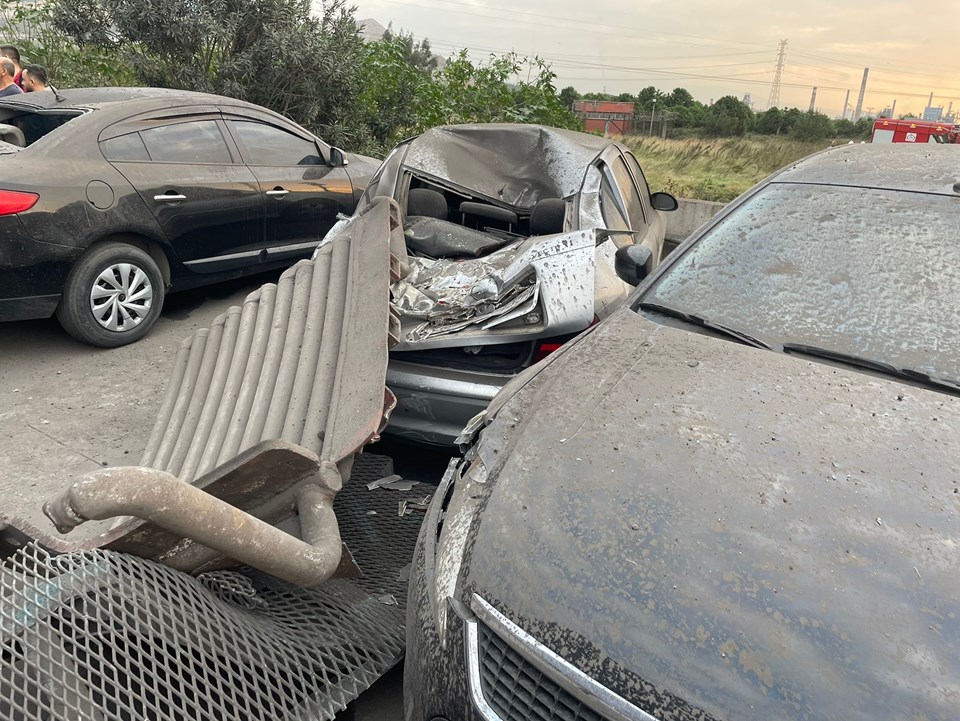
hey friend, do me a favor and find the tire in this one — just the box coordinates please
[56,242,165,347]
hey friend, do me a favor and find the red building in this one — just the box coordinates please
[573,100,635,134]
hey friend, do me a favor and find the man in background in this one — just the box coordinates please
[0,46,22,88]
[0,58,22,97]
[21,64,47,93]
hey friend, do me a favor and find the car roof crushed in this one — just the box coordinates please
[403,124,612,208]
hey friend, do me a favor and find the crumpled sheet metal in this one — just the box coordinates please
[391,229,598,347]
[141,195,399,480]
[402,124,610,209]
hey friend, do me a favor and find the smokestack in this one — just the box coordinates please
[808,87,818,113]
[842,89,851,119]
[890,99,897,118]
[928,92,934,110]
[854,68,869,121]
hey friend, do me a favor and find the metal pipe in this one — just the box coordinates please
[282,251,332,441]
[152,329,209,470]
[238,271,296,453]
[263,261,314,440]
[166,316,226,477]
[216,283,278,467]
[195,289,263,478]
[140,342,191,467]
[43,465,344,588]
[302,240,350,448]
[179,306,242,482]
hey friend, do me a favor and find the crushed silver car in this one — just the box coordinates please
[323,124,677,445]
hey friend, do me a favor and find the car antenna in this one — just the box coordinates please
[49,84,66,103]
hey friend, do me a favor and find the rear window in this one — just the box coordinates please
[101,132,150,162]
[0,111,80,147]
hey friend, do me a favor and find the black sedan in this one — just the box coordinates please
[0,87,377,346]
[405,144,960,721]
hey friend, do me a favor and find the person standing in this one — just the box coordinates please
[0,58,22,97]
[0,46,22,88]
[21,64,47,93]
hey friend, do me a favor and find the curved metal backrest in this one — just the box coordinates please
[140,197,401,483]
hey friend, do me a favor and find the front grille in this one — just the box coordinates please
[477,622,605,721]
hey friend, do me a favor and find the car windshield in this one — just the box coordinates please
[639,183,960,383]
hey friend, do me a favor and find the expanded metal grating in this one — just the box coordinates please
[0,454,426,721]
[478,622,605,721]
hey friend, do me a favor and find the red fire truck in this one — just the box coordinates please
[871,118,959,144]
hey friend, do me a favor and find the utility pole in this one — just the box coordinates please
[649,98,656,135]
[808,87,818,113]
[767,39,788,109]
[854,68,869,122]
[841,89,851,119]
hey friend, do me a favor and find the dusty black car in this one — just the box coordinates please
[0,87,377,346]
[404,144,960,721]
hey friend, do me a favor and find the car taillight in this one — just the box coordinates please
[0,189,39,216]
[532,316,601,363]
[532,342,563,364]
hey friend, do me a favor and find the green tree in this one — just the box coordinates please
[792,111,834,141]
[755,107,784,135]
[637,85,663,111]
[667,87,694,107]
[0,0,136,87]
[381,23,438,74]
[558,85,579,108]
[51,0,368,148]
[705,95,753,136]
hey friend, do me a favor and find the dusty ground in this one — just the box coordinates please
[0,272,284,536]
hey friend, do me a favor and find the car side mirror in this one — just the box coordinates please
[329,147,349,167]
[615,245,653,286]
[650,191,679,212]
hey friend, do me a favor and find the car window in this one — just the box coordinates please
[599,171,630,231]
[641,183,960,382]
[228,120,322,166]
[101,132,150,162]
[608,155,647,230]
[140,120,232,164]
[623,152,652,203]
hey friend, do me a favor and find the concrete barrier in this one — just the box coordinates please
[663,198,725,254]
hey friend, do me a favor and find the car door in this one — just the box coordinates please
[101,111,264,274]
[223,115,353,263]
[598,151,660,270]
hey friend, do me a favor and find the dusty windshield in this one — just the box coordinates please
[641,183,960,381]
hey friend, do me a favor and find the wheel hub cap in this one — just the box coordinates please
[89,263,153,332]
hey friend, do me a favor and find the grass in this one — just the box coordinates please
[622,135,830,203]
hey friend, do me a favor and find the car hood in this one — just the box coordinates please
[463,307,960,721]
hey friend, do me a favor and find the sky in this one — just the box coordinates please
[341,0,958,118]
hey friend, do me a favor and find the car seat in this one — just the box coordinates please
[529,198,566,236]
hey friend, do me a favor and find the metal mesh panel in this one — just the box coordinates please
[478,622,605,721]
[0,455,425,721]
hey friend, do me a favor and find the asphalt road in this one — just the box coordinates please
[0,270,456,721]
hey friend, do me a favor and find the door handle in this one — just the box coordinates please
[154,193,187,202]
[265,189,289,197]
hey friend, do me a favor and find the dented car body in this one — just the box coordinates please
[329,124,676,445]
[404,145,960,721]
